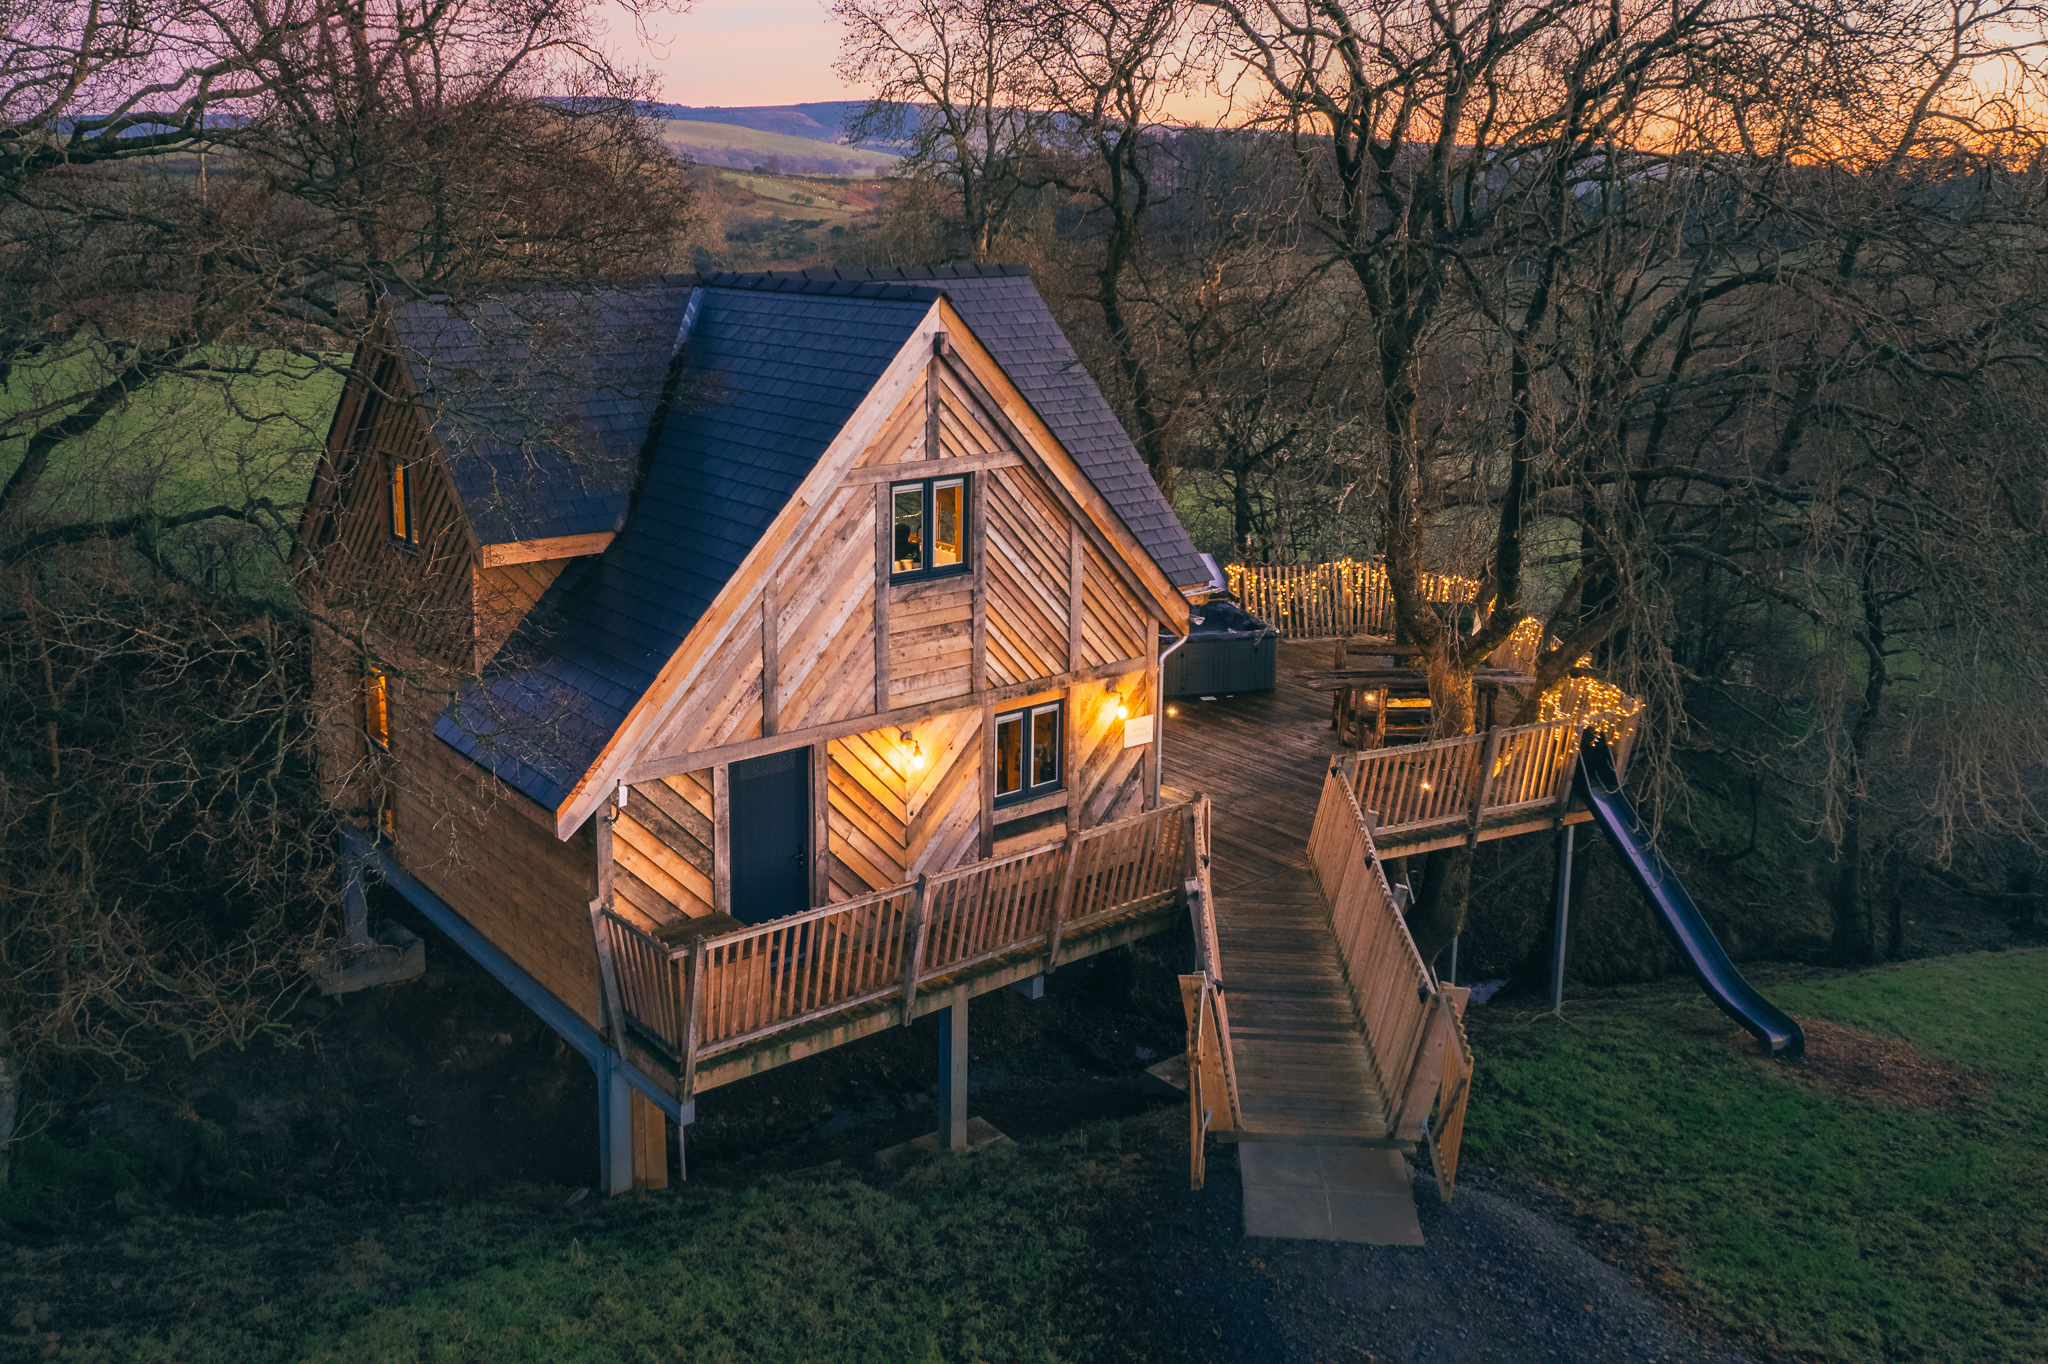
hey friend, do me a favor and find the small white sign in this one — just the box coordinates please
[1123,713,1155,748]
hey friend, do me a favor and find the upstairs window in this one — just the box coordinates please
[994,701,1062,807]
[891,476,967,581]
[364,668,390,750]
[388,457,413,545]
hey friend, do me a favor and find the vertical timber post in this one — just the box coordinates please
[1549,825,1575,1017]
[936,984,969,1150]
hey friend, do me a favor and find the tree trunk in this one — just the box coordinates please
[1409,847,1470,971]
[1830,809,1875,965]
[0,1026,17,1187]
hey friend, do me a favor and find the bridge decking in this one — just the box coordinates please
[1162,640,1389,1143]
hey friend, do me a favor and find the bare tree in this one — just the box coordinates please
[1204,0,2048,961]
[835,0,1051,260]
[0,0,695,1176]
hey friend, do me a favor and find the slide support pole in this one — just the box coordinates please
[1549,825,1575,1017]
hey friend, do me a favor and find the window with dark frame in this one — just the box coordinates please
[890,475,967,580]
[993,701,1062,807]
[364,668,390,751]
[388,456,414,545]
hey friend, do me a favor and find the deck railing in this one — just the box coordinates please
[1180,792,1240,1188]
[1430,994,1476,1202]
[1226,560,1555,681]
[1347,713,1638,841]
[1306,760,1444,1127]
[1227,559,1484,641]
[598,799,1198,1089]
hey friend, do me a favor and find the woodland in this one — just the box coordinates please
[2,0,2047,1258]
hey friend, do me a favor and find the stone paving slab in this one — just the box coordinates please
[1240,1142,1424,1244]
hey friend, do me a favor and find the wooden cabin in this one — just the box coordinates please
[297,268,1213,1187]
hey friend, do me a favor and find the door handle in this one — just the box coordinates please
[792,845,806,866]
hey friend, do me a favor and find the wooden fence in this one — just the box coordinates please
[1179,793,1240,1189]
[1227,559,1484,640]
[1346,712,1637,841]
[1226,560,1554,681]
[1306,761,1445,1128]
[1429,994,1475,1203]
[1308,754,1480,1195]
[598,800,1199,1091]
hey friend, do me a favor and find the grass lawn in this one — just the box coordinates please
[1463,948,2048,1362]
[0,345,343,602]
[12,1123,1150,1363]
[12,954,2042,1362]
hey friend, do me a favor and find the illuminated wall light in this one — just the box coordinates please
[1106,686,1130,721]
[900,729,926,771]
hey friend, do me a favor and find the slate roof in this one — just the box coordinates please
[702,267,1208,591]
[434,283,942,809]
[421,266,1205,814]
[390,281,697,545]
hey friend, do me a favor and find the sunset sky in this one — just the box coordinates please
[609,0,860,107]
[604,0,1237,119]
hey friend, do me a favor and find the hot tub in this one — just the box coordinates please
[1164,599,1279,697]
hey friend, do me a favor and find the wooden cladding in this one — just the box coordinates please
[982,465,1070,687]
[617,346,1170,804]
[307,346,478,661]
[611,772,717,930]
[825,710,983,900]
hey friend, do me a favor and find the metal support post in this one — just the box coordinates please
[935,985,969,1150]
[1447,936,1459,987]
[340,839,371,947]
[1549,825,1575,1016]
[594,1048,635,1195]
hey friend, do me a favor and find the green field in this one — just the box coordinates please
[0,347,343,601]
[661,119,898,175]
[1464,949,2048,1361]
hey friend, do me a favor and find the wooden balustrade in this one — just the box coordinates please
[697,885,921,1053]
[1306,761,1443,1125]
[1226,560,1484,640]
[600,799,1199,1075]
[1430,994,1475,1202]
[1347,713,1638,840]
[600,909,687,1057]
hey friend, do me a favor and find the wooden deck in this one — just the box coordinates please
[1162,640,1392,1144]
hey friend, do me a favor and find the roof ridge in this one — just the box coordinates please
[704,264,1033,295]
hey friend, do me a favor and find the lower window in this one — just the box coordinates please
[994,702,1062,806]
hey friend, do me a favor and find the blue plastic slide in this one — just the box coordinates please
[1573,733,1805,1058]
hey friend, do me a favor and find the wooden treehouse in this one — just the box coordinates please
[297,268,1219,1191]
[296,264,1658,1227]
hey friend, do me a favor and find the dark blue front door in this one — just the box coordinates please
[730,748,810,925]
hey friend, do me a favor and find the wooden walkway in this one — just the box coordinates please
[1162,640,1391,1144]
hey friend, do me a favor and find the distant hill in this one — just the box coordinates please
[640,102,915,155]
[658,119,899,176]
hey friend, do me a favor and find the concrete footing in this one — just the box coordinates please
[877,1116,1012,1168]
[311,923,426,996]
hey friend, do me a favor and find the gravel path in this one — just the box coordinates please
[1095,1139,1755,1364]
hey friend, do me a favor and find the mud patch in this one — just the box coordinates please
[1739,1016,1990,1112]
